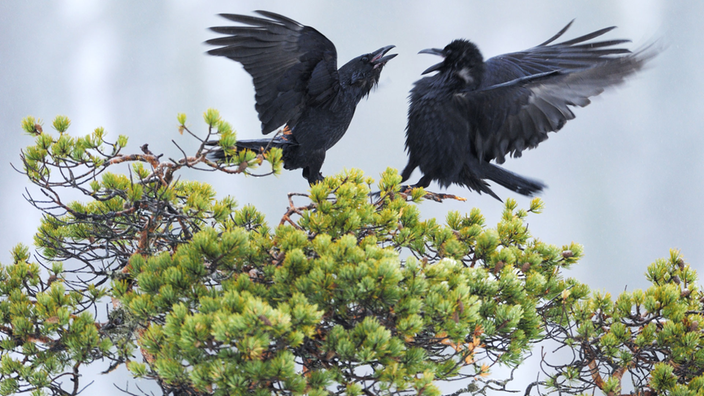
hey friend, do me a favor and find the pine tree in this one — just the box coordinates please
[0,111,701,395]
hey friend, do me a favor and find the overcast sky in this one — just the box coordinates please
[0,1,700,394]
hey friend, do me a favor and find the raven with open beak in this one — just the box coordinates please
[206,11,397,184]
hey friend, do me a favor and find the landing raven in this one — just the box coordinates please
[206,11,396,184]
[401,21,657,201]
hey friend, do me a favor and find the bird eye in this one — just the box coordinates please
[361,56,369,63]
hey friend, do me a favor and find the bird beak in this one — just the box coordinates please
[419,47,445,75]
[371,45,397,69]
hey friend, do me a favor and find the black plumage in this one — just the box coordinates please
[206,11,396,184]
[401,21,657,201]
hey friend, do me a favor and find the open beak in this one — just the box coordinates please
[419,47,445,75]
[371,45,397,69]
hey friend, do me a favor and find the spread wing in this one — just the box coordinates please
[469,22,657,163]
[207,10,340,134]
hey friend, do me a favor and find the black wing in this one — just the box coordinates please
[481,21,631,84]
[471,22,656,163]
[207,11,340,134]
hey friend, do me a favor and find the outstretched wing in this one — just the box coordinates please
[469,22,656,163]
[207,11,340,134]
[481,21,631,84]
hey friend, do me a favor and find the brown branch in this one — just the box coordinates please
[398,186,467,202]
[109,153,160,168]
[278,192,315,229]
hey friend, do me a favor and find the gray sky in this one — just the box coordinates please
[0,0,699,394]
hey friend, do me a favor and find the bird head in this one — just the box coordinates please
[341,45,397,95]
[419,40,484,87]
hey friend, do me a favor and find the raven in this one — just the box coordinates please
[401,21,657,201]
[206,11,396,184]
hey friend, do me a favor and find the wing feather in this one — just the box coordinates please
[207,11,340,134]
[468,24,658,162]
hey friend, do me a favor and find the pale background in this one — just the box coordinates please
[0,1,699,394]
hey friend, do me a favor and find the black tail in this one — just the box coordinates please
[469,163,546,201]
[207,137,289,161]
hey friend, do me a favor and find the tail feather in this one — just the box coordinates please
[236,138,286,152]
[207,137,289,160]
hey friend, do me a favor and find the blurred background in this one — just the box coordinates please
[0,0,699,394]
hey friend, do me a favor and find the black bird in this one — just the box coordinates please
[206,11,396,184]
[401,21,657,201]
